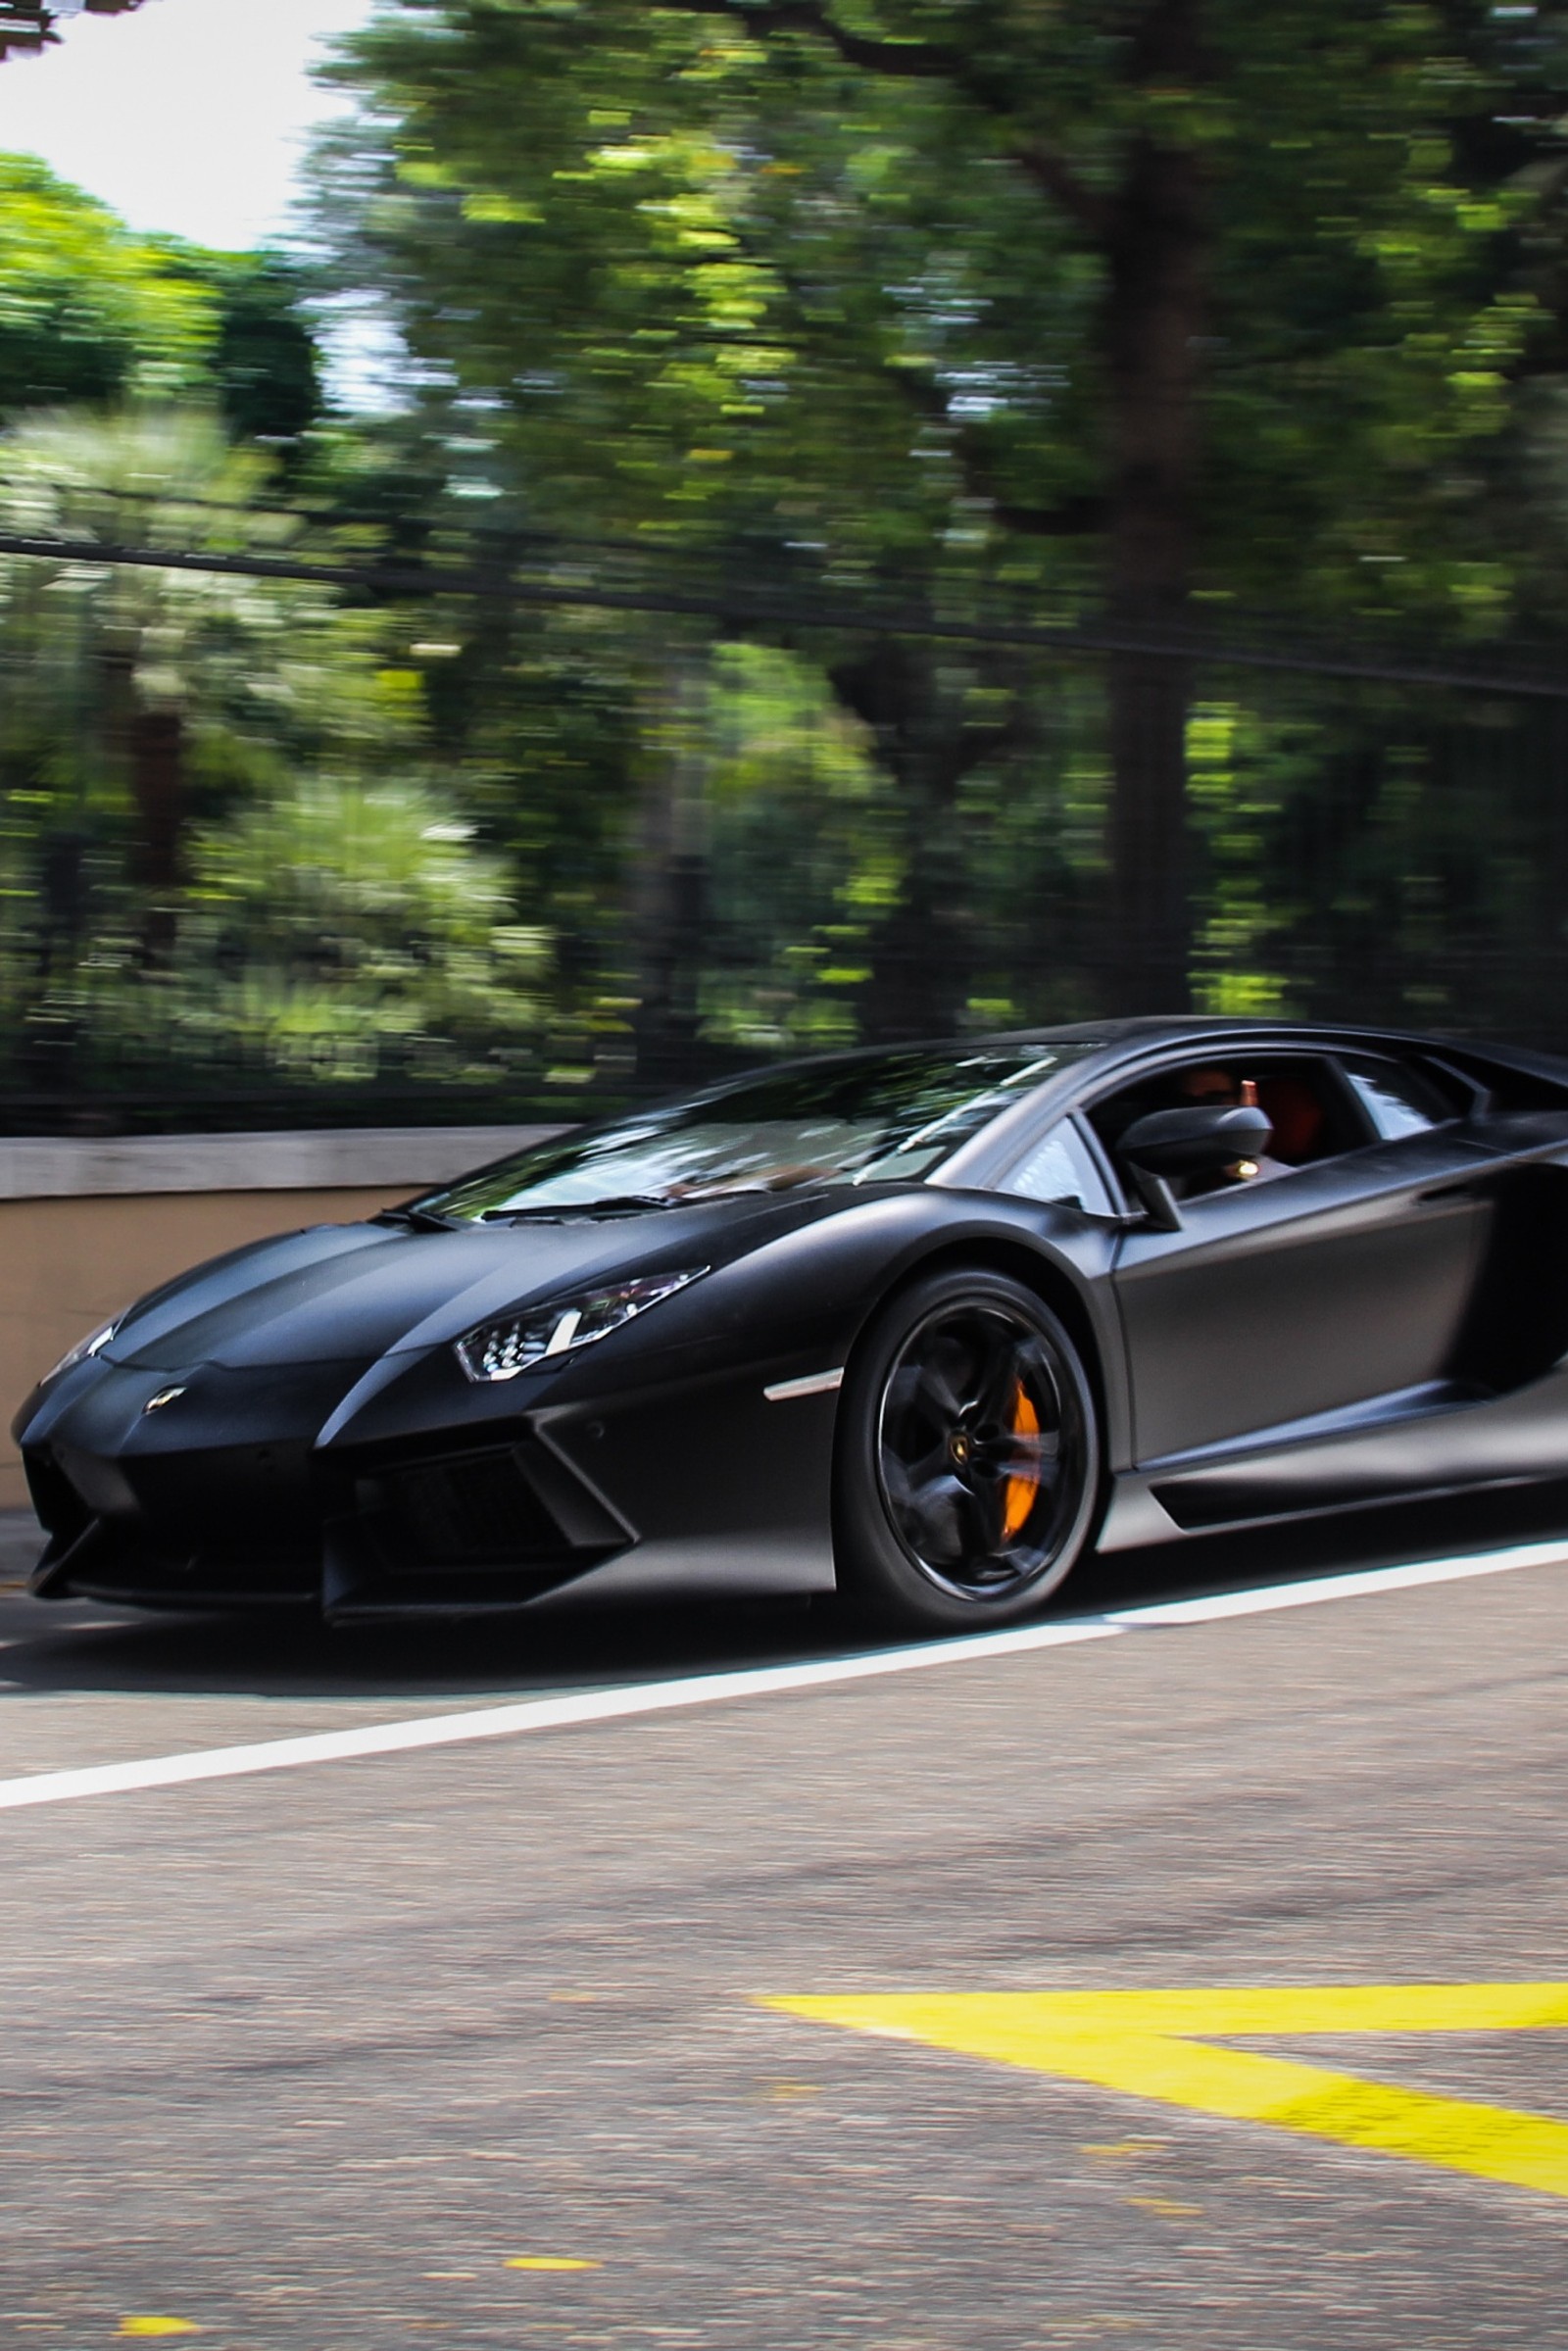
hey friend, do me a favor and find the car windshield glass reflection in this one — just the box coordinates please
[416,1044,1099,1222]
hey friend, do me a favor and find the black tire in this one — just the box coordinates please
[833,1265,1102,1636]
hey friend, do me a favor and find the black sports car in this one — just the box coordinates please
[16,1018,1568,1632]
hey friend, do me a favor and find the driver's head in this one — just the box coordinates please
[1178,1065,1237,1105]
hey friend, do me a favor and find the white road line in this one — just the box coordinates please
[0,1535,1564,1815]
[1101,1537,1568,1625]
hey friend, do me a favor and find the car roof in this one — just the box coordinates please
[738,1014,1453,1084]
[641,1017,1568,1194]
[923,1016,1568,1189]
[890,1013,1568,1070]
[682,1016,1568,1116]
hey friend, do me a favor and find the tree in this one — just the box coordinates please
[181,773,547,1092]
[0,405,400,956]
[0,155,212,411]
[0,401,548,1098]
[0,157,323,441]
[317,0,1568,1011]
[0,1,147,66]
[163,250,324,447]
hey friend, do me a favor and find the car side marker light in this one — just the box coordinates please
[763,1368,845,1401]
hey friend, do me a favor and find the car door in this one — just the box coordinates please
[1106,1052,1497,1467]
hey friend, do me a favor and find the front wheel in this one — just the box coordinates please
[833,1266,1102,1635]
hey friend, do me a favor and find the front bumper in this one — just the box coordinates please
[24,1432,636,1620]
[19,1352,633,1617]
[18,1345,837,1618]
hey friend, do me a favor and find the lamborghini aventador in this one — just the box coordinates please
[17,1017,1568,1631]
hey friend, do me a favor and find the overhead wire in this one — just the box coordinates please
[0,520,1564,699]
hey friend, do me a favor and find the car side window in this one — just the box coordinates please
[1087,1053,1375,1206]
[999,1118,1115,1214]
[1337,1056,1453,1140]
[1090,1054,1359,1173]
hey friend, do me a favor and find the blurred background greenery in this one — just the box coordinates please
[6,0,1568,1129]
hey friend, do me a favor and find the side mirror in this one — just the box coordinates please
[1118,1102,1273,1177]
[1115,1102,1274,1230]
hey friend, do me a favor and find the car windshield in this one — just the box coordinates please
[416,1043,1097,1223]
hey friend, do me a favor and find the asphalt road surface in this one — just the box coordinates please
[4,1487,1568,2350]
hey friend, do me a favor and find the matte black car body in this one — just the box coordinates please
[17,1016,1568,1621]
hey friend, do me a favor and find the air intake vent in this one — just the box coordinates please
[381,1446,566,1564]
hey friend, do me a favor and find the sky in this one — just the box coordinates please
[0,0,382,249]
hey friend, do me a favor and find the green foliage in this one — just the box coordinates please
[315,1,1568,624]
[0,155,321,441]
[0,154,214,412]
[0,404,393,792]
[299,0,1568,1041]
[696,641,894,1053]
[1203,3,1558,625]
[8,11,1568,1112]
[173,777,548,1087]
[167,250,324,446]
[314,3,1055,562]
[0,403,553,1097]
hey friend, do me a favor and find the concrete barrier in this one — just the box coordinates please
[0,1126,564,1510]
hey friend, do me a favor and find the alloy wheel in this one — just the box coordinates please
[874,1298,1088,1601]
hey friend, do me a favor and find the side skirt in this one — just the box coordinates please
[1098,1362,1568,1550]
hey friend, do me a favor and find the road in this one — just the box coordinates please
[3,1487,1568,2348]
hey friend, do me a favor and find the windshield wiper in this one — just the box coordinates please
[478,1194,679,1223]
[374,1204,462,1233]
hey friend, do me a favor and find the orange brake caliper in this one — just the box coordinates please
[1001,1382,1041,1542]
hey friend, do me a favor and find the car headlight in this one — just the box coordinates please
[454,1267,709,1384]
[41,1315,121,1386]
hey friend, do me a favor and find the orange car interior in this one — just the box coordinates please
[1093,1058,1357,1169]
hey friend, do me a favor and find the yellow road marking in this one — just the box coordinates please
[763,1984,1568,2202]
[505,2257,601,2272]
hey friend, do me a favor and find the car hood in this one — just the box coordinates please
[104,1197,838,1372]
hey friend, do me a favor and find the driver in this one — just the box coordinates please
[1176,1067,1290,1188]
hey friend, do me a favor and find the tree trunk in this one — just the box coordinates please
[98,642,187,964]
[1102,0,1207,1014]
[630,665,710,1086]
[127,704,184,964]
[828,639,978,1041]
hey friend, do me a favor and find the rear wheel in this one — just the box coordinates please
[833,1266,1101,1635]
